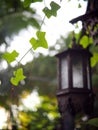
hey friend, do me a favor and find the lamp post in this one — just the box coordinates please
[55,1,98,129]
[56,42,94,130]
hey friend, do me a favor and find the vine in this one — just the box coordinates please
[2,0,61,86]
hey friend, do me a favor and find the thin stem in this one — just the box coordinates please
[39,15,46,31]
[18,47,33,64]
[16,0,47,65]
[39,0,46,31]
[43,0,46,7]
[17,14,46,65]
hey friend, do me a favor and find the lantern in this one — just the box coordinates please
[56,44,94,130]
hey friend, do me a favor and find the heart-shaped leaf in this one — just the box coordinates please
[30,31,48,50]
[43,1,60,18]
[2,50,19,64]
[10,68,26,86]
[80,35,93,48]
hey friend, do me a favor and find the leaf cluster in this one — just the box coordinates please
[18,96,59,130]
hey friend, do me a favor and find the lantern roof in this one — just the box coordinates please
[70,9,98,24]
[70,0,98,24]
[55,46,92,58]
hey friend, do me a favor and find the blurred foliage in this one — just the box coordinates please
[87,118,98,127]
[23,54,57,96]
[0,54,57,108]
[17,96,59,130]
[0,53,59,129]
[0,0,40,46]
[2,95,60,130]
[0,31,98,129]
[0,0,98,129]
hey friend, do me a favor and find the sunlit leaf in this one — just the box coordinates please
[30,31,48,50]
[80,35,93,48]
[91,53,98,67]
[10,68,26,86]
[19,111,32,124]
[43,1,60,18]
[87,118,98,127]
[2,50,19,64]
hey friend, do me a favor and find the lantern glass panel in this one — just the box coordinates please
[72,54,83,88]
[61,57,68,89]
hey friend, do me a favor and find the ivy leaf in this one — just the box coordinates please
[91,53,98,67]
[43,1,60,18]
[30,31,48,50]
[10,68,26,86]
[80,35,93,48]
[2,50,19,64]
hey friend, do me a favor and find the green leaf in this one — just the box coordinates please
[87,118,98,127]
[23,0,32,7]
[32,0,43,2]
[78,3,81,8]
[30,31,48,50]
[91,53,98,67]
[43,1,60,18]
[80,35,93,48]
[10,68,26,86]
[2,50,19,64]
[24,0,43,7]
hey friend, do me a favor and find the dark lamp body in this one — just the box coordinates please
[56,47,94,130]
